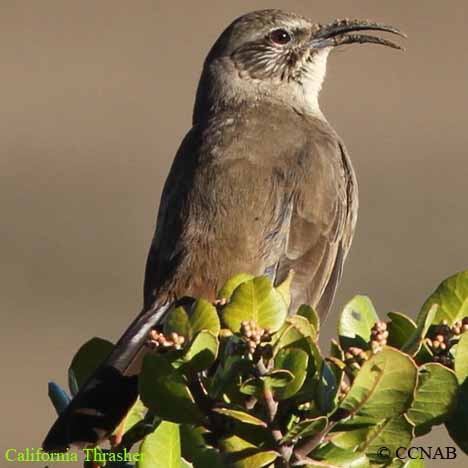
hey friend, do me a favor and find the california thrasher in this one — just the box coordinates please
[43,9,404,451]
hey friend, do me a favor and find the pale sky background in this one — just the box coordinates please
[1,1,467,466]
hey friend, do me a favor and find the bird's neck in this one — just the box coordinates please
[193,51,330,125]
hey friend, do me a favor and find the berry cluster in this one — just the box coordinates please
[426,317,468,368]
[370,320,389,353]
[147,329,185,350]
[240,320,271,354]
[342,320,388,376]
[453,317,468,335]
[344,346,368,371]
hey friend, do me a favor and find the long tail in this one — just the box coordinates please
[42,302,170,452]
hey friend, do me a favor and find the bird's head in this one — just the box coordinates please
[193,9,404,122]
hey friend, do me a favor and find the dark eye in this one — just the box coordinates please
[269,28,292,45]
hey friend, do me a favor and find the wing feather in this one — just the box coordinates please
[275,132,357,317]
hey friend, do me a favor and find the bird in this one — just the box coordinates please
[42,9,404,452]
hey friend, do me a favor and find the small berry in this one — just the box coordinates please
[340,380,350,396]
[371,341,382,354]
[299,402,311,411]
[350,361,361,371]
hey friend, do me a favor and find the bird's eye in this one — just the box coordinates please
[269,28,292,45]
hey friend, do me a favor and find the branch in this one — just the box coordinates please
[256,360,292,467]
[292,421,338,462]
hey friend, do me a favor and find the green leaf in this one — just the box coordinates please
[274,348,308,400]
[47,381,70,415]
[445,379,468,454]
[273,315,316,353]
[455,332,468,384]
[179,424,207,462]
[418,270,468,325]
[68,337,113,393]
[387,312,416,349]
[282,416,327,444]
[330,339,344,360]
[384,458,425,468]
[137,421,180,468]
[139,354,204,425]
[164,305,191,339]
[335,414,378,430]
[193,448,224,468]
[310,443,370,468]
[338,296,379,350]
[413,340,434,366]
[189,299,221,336]
[209,351,253,400]
[222,276,287,332]
[401,304,437,355]
[219,274,255,300]
[264,369,295,388]
[239,370,293,398]
[240,377,263,397]
[275,270,295,307]
[359,414,414,462]
[339,348,417,420]
[280,337,322,402]
[407,363,458,435]
[287,315,315,339]
[402,458,425,468]
[115,398,147,438]
[318,360,338,414]
[220,435,278,468]
[212,408,267,427]
[228,420,274,449]
[297,304,320,333]
[180,331,219,375]
[331,427,371,450]
[382,459,404,468]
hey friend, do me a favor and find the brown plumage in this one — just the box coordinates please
[144,103,357,314]
[43,9,403,452]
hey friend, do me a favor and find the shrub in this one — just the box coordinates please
[47,271,468,467]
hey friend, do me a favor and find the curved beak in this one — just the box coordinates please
[310,19,406,51]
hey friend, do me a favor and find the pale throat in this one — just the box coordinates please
[298,48,331,117]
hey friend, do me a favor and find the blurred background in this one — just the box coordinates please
[1,1,467,466]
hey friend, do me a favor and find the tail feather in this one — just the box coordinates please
[42,303,170,452]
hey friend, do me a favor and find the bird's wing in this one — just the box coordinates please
[145,116,357,320]
[143,128,201,309]
[274,130,357,317]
